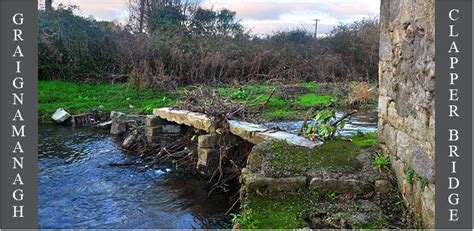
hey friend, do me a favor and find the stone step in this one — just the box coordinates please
[153,107,321,149]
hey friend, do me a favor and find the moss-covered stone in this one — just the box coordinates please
[251,139,364,177]
[239,189,402,229]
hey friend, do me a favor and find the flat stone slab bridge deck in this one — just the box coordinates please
[153,107,321,149]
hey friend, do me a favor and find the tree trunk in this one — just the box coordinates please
[45,0,53,11]
[139,0,145,33]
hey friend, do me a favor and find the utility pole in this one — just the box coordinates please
[313,19,320,39]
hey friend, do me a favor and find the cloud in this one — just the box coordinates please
[203,0,379,34]
[50,0,380,35]
[54,0,129,21]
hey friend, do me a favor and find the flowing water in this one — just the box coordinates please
[38,110,377,228]
[38,124,233,229]
[264,110,378,137]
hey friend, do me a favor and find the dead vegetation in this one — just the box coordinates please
[348,82,377,108]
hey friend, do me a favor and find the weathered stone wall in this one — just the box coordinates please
[378,0,435,228]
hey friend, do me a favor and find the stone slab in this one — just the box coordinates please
[154,108,216,132]
[153,107,320,149]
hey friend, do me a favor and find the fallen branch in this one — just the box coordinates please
[299,108,314,136]
[258,88,276,112]
[330,110,357,127]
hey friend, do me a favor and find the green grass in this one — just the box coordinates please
[297,94,332,109]
[39,80,367,121]
[39,81,175,120]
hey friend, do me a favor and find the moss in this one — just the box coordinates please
[253,133,380,177]
[241,189,394,229]
[243,192,307,229]
[351,132,379,149]
[258,140,361,177]
[297,94,332,109]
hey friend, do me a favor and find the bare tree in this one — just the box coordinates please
[127,0,200,33]
[45,0,53,11]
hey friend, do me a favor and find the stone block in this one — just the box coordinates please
[396,130,412,164]
[145,126,162,138]
[374,180,392,194]
[410,143,435,184]
[197,148,219,176]
[122,129,139,149]
[309,177,373,195]
[145,115,168,127]
[110,111,126,135]
[198,134,221,148]
[240,170,307,192]
[51,108,71,123]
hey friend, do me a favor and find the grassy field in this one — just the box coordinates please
[39,81,375,121]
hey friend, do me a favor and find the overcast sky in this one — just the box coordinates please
[52,0,380,36]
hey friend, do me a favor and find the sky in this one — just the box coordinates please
[51,0,380,36]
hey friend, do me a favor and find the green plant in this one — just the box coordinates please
[325,191,337,201]
[305,109,344,141]
[231,89,247,100]
[406,168,415,185]
[144,105,153,113]
[373,153,390,171]
[231,208,259,228]
[416,175,429,190]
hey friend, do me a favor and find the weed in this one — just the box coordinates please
[415,175,429,190]
[373,153,390,171]
[406,169,415,185]
[231,89,247,100]
[325,191,338,201]
[231,208,259,228]
[348,82,375,108]
[304,109,342,141]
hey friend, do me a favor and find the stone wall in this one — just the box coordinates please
[378,0,435,228]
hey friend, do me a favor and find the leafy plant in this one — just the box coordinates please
[406,168,415,185]
[305,109,344,141]
[373,153,390,171]
[231,89,247,100]
[231,208,259,228]
[144,105,153,113]
[416,175,429,190]
[324,191,337,201]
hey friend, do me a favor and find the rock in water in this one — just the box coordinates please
[110,111,127,135]
[51,108,71,123]
[122,129,139,149]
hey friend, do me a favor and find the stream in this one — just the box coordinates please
[265,110,378,136]
[38,110,378,228]
[38,124,233,229]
